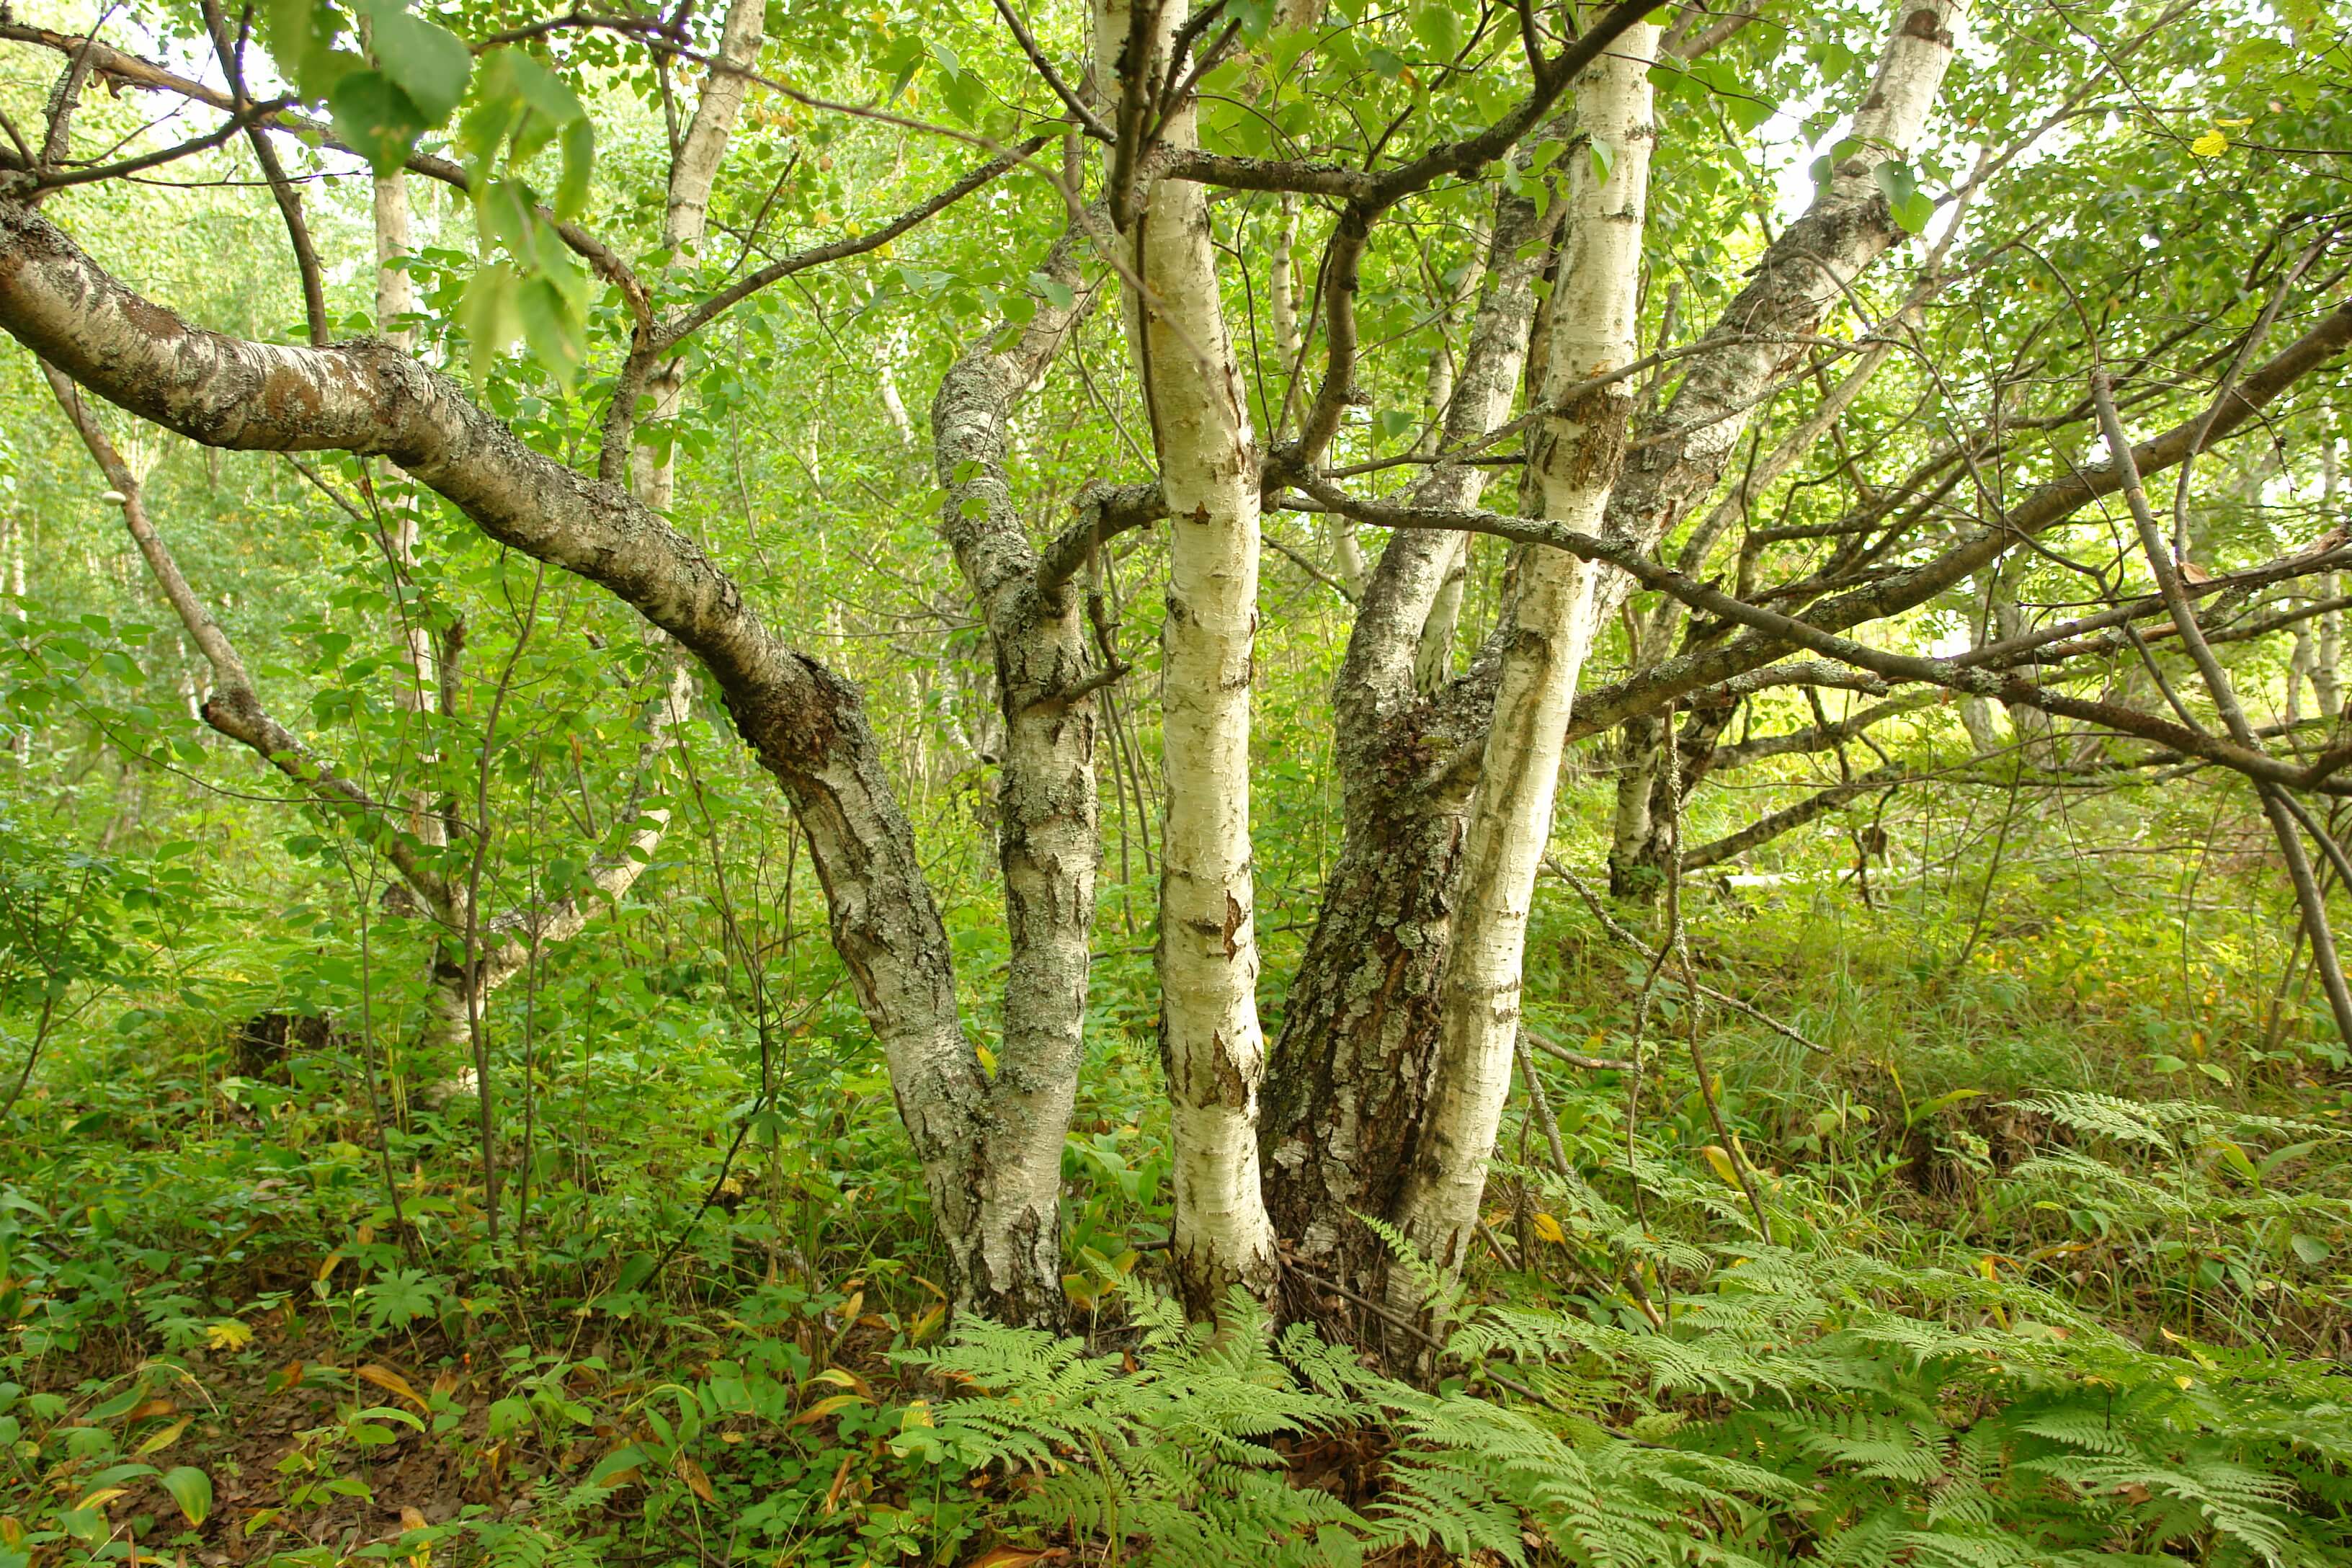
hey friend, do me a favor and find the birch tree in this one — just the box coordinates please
[6,0,2352,1345]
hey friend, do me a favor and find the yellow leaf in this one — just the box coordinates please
[901,1399,934,1430]
[1531,1212,1567,1244]
[675,1454,715,1503]
[400,1505,429,1533]
[316,1252,344,1283]
[2190,128,2228,156]
[73,1487,128,1513]
[0,1515,24,1549]
[975,1043,997,1077]
[205,1319,254,1352]
[359,1363,430,1412]
[135,1416,193,1455]
[790,1392,868,1427]
[1699,1145,1743,1190]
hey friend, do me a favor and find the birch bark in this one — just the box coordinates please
[1387,24,1660,1293]
[1260,182,1562,1297]
[0,199,1021,1315]
[1098,0,1279,1309]
[930,231,1112,1324]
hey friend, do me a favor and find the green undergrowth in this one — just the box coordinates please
[4,848,2351,1566]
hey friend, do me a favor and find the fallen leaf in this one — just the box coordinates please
[135,1417,192,1455]
[790,1393,868,1427]
[359,1364,429,1412]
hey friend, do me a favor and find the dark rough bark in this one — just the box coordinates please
[1262,707,1477,1293]
[1264,7,1963,1309]
[1262,184,1556,1304]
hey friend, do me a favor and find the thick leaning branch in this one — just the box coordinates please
[0,197,1019,1309]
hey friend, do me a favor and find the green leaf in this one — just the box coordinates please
[329,69,428,175]
[1587,135,1615,187]
[555,117,595,220]
[2291,1233,2333,1265]
[460,262,522,383]
[1873,159,1933,233]
[505,50,587,126]
[1029,271,1076,311]
[160,1466,214,1528]
[586,1443,646,1487]
[1410,0,1464,58]
[264,0,356,101]
[1723,91,1776,133]
[517,274,586,391]
[360,0,471,122]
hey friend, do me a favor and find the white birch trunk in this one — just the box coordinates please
[1587,0,1964,629]
[632,0,768,513]
[1387,25,1660,1296]
[1100,0,1279,1309]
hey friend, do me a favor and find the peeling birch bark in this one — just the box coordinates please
[1387,25,1660,1298]
[0,200,1019,1314]
[929,228,1112,1325]
[1589,0,1965,638]
[1261,181,1562,1300]
[1097,0,1279,1310]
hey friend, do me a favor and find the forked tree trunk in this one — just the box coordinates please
[1385,24,1660,1300]
[1262,182,1562,1303]
[1271,0,1964,1312]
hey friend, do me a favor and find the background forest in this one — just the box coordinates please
[2,0,2352,1562]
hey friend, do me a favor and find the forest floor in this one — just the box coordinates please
[4,871,2351,1567]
